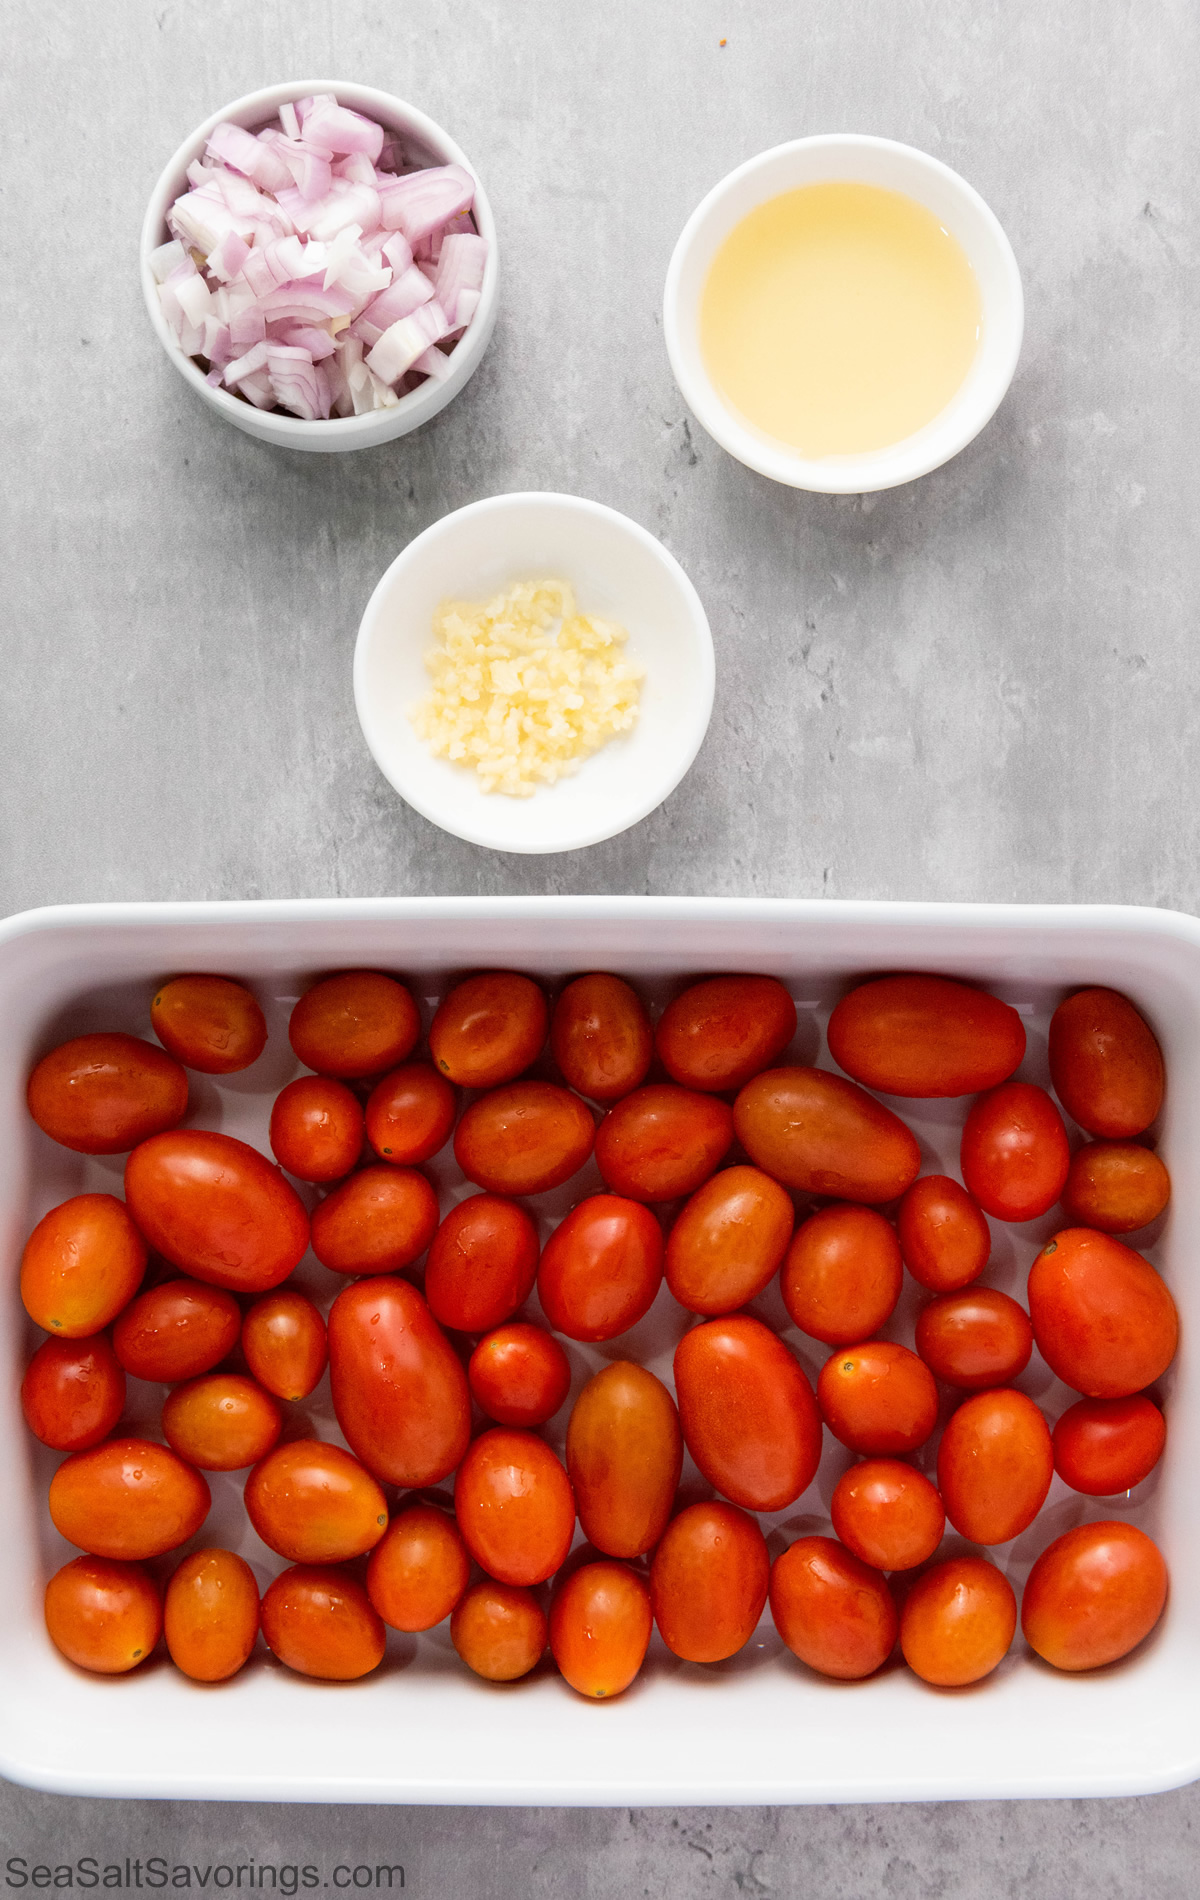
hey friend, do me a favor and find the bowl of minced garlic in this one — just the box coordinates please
[354,492,715,853]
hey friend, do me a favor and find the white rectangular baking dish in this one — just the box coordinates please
[1,895,1198,1807]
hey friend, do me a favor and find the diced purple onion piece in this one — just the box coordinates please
[365,300,450,385]
[375,165,474,245]
[302,100,385,161]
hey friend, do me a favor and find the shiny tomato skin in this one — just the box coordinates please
[733,1068,921,1203]
[566,1362,682,1559]
[49,1437,210,1559]
[124,1131,309,1293]
[537,1196,664,1342]
[1052,1395,1166,1496]
[455,1083,596,1197]
[28,1033,188,1156]
[817,1342,938,1455]
[665,1166,795,1315]
[594,1085,734,1203]
[1061,1141,1170,1234]
[365,1062,457,1165]
[655,975,797,1092]
[914,1288,1034,1391]
[960,1083,1070,1222]
[649,1502,769,1663]
[269,1076,364,1183]
[112,1278,241,1383]
[781,1204,902,1345]
[21,1334,125,1451]
[245,1439,388,1563]
[451,1581,547,1681]
[550,1562,653,1699]
[1048,988,1164,1139]
[454,1428,575,1586]
[424,1193,540,1334]
[937,1389,1053,1545]
[550,973,653,1103]
[44,1556,161,1674]
[430,971,548,1088]
[164,1548,259,1681]
[150,975,266,1075]
[900,1556,1016,1686]
[21,1194,148,1338]
[828,975,1025,1098]
[328,1276,471,1486]
[288,971,419,1080]
[260,1565,385,1680]
[673,1315,822,1512]
[1027,1227,1178,1398]
[896,1175,991,1293]
[162,1374,283,1471]
[366,1505,470,1632]
[311,1164,438,1276]
[1021,1521,1167,1670]
[468,1324,572,1426]
[241,1289,327,1401]
[831,1459,945,1571]
[769,1536,898,1679]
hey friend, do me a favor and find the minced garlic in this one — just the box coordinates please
[409,577,644,797]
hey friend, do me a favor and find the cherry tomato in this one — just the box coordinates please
[44,1556,161,1674]
[1061,1140,1170,1234]
[468,1324,572,1426]
[423,1193,539,1333]
[550,973,652,1103]
[1021,1521,1167,1670]
[22,1334,125,1451]
[900,1556,1016,1686]
[366,1505,470,1632]
[245,1440,388,1563]
[914,1288,1033,1391]
[674,1315,822,1512]
[451,1580,547,1681]
[733,1068,920,1202]
[550,1562,652,1699]
[537,1195,664,1341]
[124,1131,309,1293]
[365,1062,456,1165]
[936,1389,1053,1545]
[328,1276,471,1486]
[649,1502,769,1663]
[1052,1395,1166,1496]
[430,971,548,1087]
[288,971,419,1079]
[28,1033,188,1156]
[162,1374,283,1470]
[780,1204,902,1345]
[828,975,1025,1098]
[49,1437,210,1559]
[896,1175,990,1292]
[150,975,266,1075]
[311,1164,438,1276]
[655,975,797,1092]
[769,1536,898,1679]
[1027,1227,1178,1397]
[1048,988,1164,1139]
[665,1166,795,1315]
[242,1289,327,1401]
[113,1278,240,1383]
[269,1076,364,1182]
[21,1194,147,1337]
[960,1082,1069,1222]
[566,1362,682,1559]
[454,1428,575,1586]
[455,1082,595,1197]
[831,1459,945,1571]
[260,1565,385,1680]
[818,1342,938,1455]
[164,1548,259,1681]
[594,1085,733,1203]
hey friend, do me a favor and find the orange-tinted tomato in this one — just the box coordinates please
[468,1324,572,1426]
[1048,988,1164,1139]
[960,1082,1070,1222]
[269,1076,364,1182]
[124,1131,309,1293]
[914,1288,1033,1391]
[49,1438,210,1559]
[260,1565,385,1680]
[366,1505,470,1632]
[655,975,797,1092]
[550,973,653,1103]
[594,1085,734,1203]
[164,1548,260,1681]
[328,1276,471,1486]
[44,1556,161,1674]
[113,1278,241,1383]
[424,1193,539,1334]
[455,1082,595,1197]
[566,1362,683,1559]
[1027,1227,1178,1398]
[831,1459,945,1571]
[817,1342,938,1455]
[430,972,548,1087]
[733,1068,921,1203]
[828,975,1025,1098]
[21,1334,125,1451]
[896,1175,990,1292]
[365,1062,457,1165]
[769,1536,898,1679]
[550,1562,653,1699]
[900,1556,1016,1686]
[780,1204,902,1346]
[649,1502,769,1663]
[665,1166,795,1315]
[1022,1521,1167,1671]
[245,1439,388,1563]
[1053,1395,1166,1496]
[537,1195,664,1342]
[21,1194,148,1338]
[162,1374,283,1470]
[288,971,419,1079]
[937,1389,1053,1545]
[28,1033,188,1156]
[451,1580,547,1681]
[150,975,266,1075]
[454,1428,575,1586]
[311,1164,438,1276]
[674,1315,822,1512]
[242,1289,327,1401]
[1061,1140,1170,1234]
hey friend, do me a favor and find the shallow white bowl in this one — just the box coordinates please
[663,133,1024,494]
[140,81,499,453]
[353,492,715,853]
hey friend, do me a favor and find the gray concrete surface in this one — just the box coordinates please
[3,0,1200,1889]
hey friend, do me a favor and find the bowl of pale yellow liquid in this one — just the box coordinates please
[663,135,1023,493]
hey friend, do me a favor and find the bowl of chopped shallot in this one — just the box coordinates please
[140,81,499,451]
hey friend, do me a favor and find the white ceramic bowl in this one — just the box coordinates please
[354,492,715,853]
[140,81,499,453]
[663,134,1024,494]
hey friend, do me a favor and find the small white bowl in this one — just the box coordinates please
[354,492,715,854]
[140,80,499,453]
[663,133,1023,494]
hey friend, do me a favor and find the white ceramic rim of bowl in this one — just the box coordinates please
[353,491,716,854]
[663,132,1025,494]
[139,79,499,453]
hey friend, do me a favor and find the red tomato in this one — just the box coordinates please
[594,1085,734,1202]
[1061,1141,1170,1234]
[21,1334,125,1451]
[150,975,266,1075]
[1048,988,1164,1138]
[365,1062,457,1165]
[550,973,652,1103]
[288,971,419,1079]
[245,1439,388,1563]
[367,1505,470,1632]
[831,1459,945,1571]
[827,975,1025,1098]
[896,1175,991,1292]
[665,1166,795,1315]
[1052,1395,1166,1496]
[112,1278,240,1383]
[260,1565,385,1680]
[769,1537,898,1679]
[124,1131,309,1293]
[655,975,797,1092]
[49,1438,210,1559]
[649,1502,769,1663]
[455,1082,595,1196]
[44,1556,161,1674]
[900,1556,1016,1686]
[537,1195,663,1341]
[162,1374,283,1471]
[311,1164,438,1276]
[424,1192,539,1333]
[781,1204,902,1345]
[164,1548,259,1681]
[1022,1521,1167,1670]
[937,1389,1053,1545]
[733,1068,920,1202]
[673,1315,822,1512]
[817,1342,938,1455]
[914,1288,1033,1390]
[328,1276,471,1487]
[28,1033,188,1156]
[20,1194,147,1338]
[451,1580,547,1681]
[241,1289,327,1401]
[430,972,548,1087]
[269,1076,364,1182]
[454,1428,575,1586]
[1027,1227,1178,1397]
[550,1562,652,1699]
[566,1362,682,1559]
[468,1324,572,1426]
[960,1082,1070,1222]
